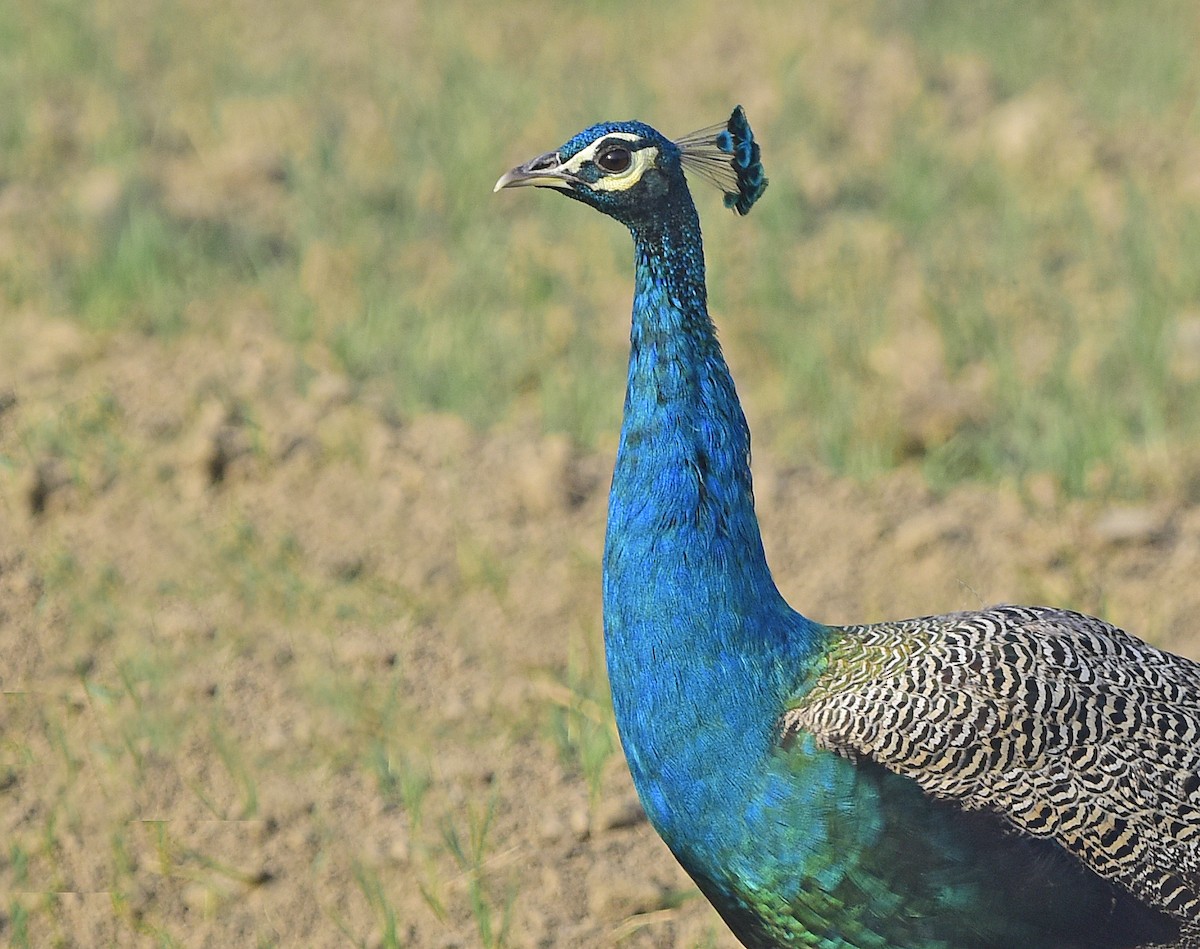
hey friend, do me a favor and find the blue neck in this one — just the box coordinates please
[609,199,773,599]
[601,193,822,858]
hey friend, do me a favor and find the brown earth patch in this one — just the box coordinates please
[2,310,1198,947]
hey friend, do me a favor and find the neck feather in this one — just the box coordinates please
[605,196,776,610]
[599,190,823,859]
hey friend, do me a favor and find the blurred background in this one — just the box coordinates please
[3,0,1200,945]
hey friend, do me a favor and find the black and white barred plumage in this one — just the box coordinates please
[784,605,1200,945]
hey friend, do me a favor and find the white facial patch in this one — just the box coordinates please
[561,133,659,193]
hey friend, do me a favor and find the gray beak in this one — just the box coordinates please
[494,151,575,192]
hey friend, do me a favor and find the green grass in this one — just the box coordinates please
[543,627,617,804]
[349,863,405,949]
[441,798,517,949]
[879,0,1199,125]
[5,0,1198,495]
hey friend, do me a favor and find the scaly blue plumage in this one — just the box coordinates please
[496,107,1200,948]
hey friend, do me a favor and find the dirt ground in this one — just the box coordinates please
[3,308,1200,947]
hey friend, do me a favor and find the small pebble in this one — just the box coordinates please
[568,804,590,840]
[597,793,646,832]
[1093,506,1166,546]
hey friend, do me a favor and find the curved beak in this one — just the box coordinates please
[493,151,575,193]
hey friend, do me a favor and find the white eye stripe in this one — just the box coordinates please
[561,134,658,193]
[560,132,644,174]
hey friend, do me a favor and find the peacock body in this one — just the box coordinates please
[495,107,1200,948]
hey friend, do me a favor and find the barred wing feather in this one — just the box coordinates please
[782,605,1200,925]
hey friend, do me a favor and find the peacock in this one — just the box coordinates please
[495,106,1200,949]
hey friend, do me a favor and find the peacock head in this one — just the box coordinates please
[494,106,767,227]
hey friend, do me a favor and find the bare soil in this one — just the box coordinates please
[3,310,1199,946]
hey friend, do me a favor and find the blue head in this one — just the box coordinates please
[495,107,767,228]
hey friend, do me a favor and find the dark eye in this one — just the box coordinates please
[596,145,632,173]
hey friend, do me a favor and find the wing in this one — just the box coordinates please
[782,605,1200,924]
